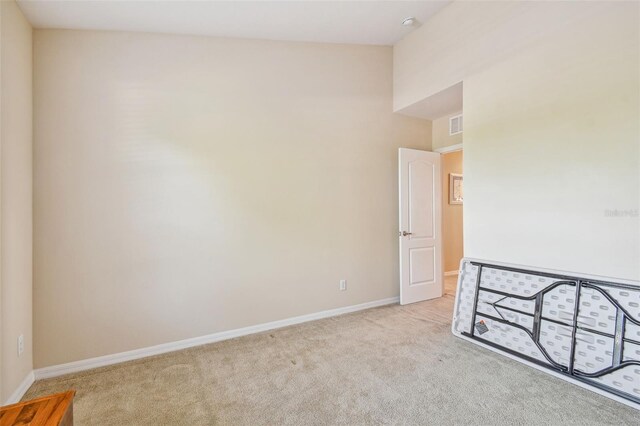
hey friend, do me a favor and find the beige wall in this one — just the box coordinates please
[1,0,33,402]
[432,111,462,151]
[33,30,431,368]
[395,1,639,280]
[442,151,463,272]
[463,3,639,280]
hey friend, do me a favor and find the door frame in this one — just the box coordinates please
[434,143,463,154]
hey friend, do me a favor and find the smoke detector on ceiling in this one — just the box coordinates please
[402,17,417,27]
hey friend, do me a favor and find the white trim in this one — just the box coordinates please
[434,143,463,154]
[444,270,459,277]
[34,297,399,380]
[4,371,35,405]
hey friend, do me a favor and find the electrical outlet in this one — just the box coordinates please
[339,279,347,291]
[18,334,24,356]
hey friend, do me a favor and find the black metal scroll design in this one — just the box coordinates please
[460,261,640,406]
[474,312,569,372]
[482,280,577,371]
[580,283,640,327]
[570,283,640,379]
[573,361,640,379]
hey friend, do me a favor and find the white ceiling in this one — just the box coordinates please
[17,1,451,46]
[397,82,462,120]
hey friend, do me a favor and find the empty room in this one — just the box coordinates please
[1,0,639,424]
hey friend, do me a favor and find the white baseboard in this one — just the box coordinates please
[444,270,459,277]
[34,296,399,380]
[4,371,35,405]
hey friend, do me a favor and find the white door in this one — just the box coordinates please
[399,148,442,305]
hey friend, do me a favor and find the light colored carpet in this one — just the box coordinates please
[24,288,638,425]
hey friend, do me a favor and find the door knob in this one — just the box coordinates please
[402,231,413,236]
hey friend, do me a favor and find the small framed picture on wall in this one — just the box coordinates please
[449,173,463,205]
